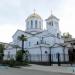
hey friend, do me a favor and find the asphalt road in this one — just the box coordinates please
[0,67,73,75]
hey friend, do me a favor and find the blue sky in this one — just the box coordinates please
[0,0,75,43]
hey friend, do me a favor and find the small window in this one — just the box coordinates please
[27,21,29,25]
[48,21,53,26]
[31,20,33,28]
[39,21,41,29]
[37,41,38,45]
[27,22,29,29]
[57,33,60,38]
[52,21,53,26]
[45,51,47,54]
[48,22,51,25]
[35,20,37,28]
[29,42,30,46]
[45,41,46,44]
[39,21,41,25]
[7,51,10,58]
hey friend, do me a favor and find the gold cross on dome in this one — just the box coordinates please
[51,9,53,15]
[33,9,36,14]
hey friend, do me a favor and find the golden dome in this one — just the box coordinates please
[26,13,42,20]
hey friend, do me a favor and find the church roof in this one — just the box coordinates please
[26,13,42,20]
[46,14,59,21]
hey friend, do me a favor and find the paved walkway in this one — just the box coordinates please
[0,67,72,75]
[22,64,75,74]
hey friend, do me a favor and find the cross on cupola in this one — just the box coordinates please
[46,10,59,35]
[51,9,53,15]
[33,9,36,14]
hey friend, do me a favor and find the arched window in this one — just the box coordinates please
[35,20,37,28]
[48,21,53,26]
[29,42,30,46]
[57,33,60,38]
[52,21,53,26]
[27,21,29,25]
[37,41,38,45]
[31,20,33,28]
[27,21,29,29]
[39,21,41,29]
[45,51,47,54]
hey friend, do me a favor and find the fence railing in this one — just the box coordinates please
[3,53,75,66]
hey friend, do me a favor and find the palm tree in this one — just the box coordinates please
[18,34,27,52]
[18,34,27,61]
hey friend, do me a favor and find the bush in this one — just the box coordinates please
[14,61,29,66]
[16,50,29,62]
[1,59,29,66]
[16,50,23,62]
[0,50,29,67]
[9,59,15,67]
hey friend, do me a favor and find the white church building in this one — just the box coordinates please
[4,12,69,63]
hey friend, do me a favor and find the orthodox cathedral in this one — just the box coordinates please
[4,12,69,63]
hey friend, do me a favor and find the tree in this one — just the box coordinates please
[22,50,29,61]
[16,50,23,61]
[16,50,29,62]
[0,44,5,60]
[18,34,27,52]
[63,32,72,38]
[18,34,27,61]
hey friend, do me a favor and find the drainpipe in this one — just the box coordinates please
[63,46,66,62]
[49,47,52,66]
[40,45,42,63]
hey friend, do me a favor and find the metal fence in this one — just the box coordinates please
[28,54,69,62]
[28,54,75,66]
[3,53,75,66]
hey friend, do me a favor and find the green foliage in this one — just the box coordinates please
[14,61,29,66]
[0,44,5,53]
[2,60,29,67]
[63,32,72,38]
[0,44,5,60]
[16,50,23,62]
[9,58,15,67]
[16,50,29,62]
[18,34,27,51]
[23,50,29,62]
[17,34,28,62]
[18,34,27,42]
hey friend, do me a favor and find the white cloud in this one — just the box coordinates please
[59,0,75,37]
[0,0,74,42]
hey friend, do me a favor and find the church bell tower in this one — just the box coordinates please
[46,14,60,36]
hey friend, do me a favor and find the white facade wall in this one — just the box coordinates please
[27,37,40,48]
[51,47,69,62]
[4,49,16,60]
[51,47,64,62]
[3,13,69,63]
[27,46,50,62]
